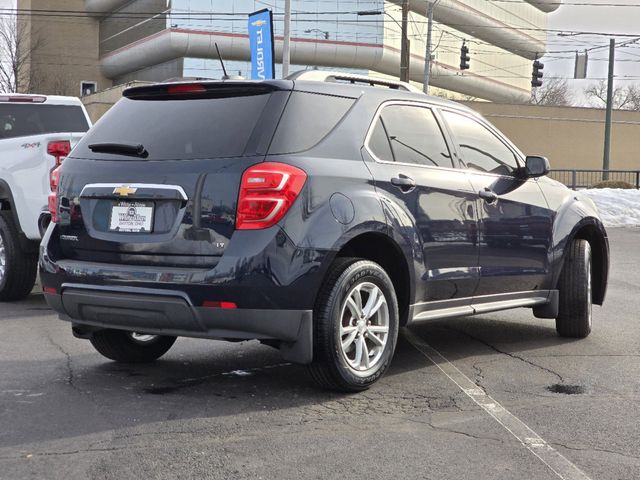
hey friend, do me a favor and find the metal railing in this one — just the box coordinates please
[549,169,640,190]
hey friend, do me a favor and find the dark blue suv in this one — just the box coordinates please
[41,71,609,391]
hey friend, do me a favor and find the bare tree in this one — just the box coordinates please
[584,80,640,111]
[531,78,573,106]
[31,66,72,96]
[0,14,37,93]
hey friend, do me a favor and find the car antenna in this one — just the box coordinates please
[215,43,229,79]
[215,43,244,80]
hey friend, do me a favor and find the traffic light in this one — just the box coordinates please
[460,43,470,70]
[531,59,544,87]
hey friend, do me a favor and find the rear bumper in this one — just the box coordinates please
[44,285,313,364]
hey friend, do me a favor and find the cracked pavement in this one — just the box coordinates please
[0,228,639,479]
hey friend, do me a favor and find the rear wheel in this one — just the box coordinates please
[556,239,592,338]
[308,258,399,392]
[89,329,177,363]
[0,211,37,301]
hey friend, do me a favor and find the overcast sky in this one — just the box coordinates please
[545,0,640,91]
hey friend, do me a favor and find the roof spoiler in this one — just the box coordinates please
[123,81,285,100]
[287,70,423,94]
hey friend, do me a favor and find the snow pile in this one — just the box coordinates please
[581,188,640,227]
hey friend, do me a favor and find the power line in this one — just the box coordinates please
[2,6,640,40]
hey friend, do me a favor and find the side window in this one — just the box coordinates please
[441,110,519,176]
[369,104,453,168]
[368,118,394,162]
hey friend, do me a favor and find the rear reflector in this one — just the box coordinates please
[44,287,57,294]
[167,84,207,95]
[236,163,307,230]
[202,301,238,309]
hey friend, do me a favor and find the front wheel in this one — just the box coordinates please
[89,329,177,363]
[308,258,399,392]
[556,239,592,338]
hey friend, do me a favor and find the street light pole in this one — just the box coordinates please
[400,0,410,82]
[603,38,615,180]
[423,1,434,93]
[282,0,291,78]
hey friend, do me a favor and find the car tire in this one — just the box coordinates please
[0,211,38,302]
[556,239,592,338]
[89,330,177,363]
[308,258,399,392]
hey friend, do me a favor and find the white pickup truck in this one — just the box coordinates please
[0,93,91,301]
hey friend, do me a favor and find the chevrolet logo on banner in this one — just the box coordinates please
[248,9,275,80]
[113,185,138,197]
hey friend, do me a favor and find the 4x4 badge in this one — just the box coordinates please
[113,185,137,197]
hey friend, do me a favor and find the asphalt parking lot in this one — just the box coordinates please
[0,228,638,480]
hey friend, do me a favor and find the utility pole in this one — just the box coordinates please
[282,0,291,78]
[400,0,410,82]
[423,1,434,93]
[603,38,615,180]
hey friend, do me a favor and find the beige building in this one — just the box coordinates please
[14,0,559,102]
[17,0,111,96]
[465,102,640,172]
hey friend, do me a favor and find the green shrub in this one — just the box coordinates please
[590,180,636,189]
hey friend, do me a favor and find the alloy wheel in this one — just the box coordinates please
[339,282,390,376]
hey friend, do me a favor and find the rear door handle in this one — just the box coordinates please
[391,174,416,192]
[478,188,498,203]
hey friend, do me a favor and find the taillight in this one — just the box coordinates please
[47,140,71,168]
[236,162,307,230]
[48,165,62,223]
[167,84,206,95]
[47,141,71,224]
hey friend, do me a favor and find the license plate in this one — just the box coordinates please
[108,201,154,233]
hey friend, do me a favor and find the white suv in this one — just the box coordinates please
[0,93,91,300]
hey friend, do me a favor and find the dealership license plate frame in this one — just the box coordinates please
[108,201,155,233]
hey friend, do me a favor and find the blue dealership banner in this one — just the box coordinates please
[248,9,275,80]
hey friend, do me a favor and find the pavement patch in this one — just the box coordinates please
[403,328,592,480]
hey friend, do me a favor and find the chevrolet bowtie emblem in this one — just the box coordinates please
[113,185,137,197]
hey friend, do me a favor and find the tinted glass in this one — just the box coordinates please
[269,92,355,154]
[441,110,519,175]
[0,104,89,140]
[368,119,393,162]
[378,105,453,168]
[72,94,271,160]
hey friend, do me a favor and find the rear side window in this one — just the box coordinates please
[369,104,453,168]
[71,94,271,161]
[368,119,393,162]
[269,92,355,154]
[441,110,519,175]
[0,104,89,140]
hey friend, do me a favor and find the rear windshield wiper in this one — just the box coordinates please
[88,143,149,159]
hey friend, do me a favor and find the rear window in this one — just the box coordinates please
[269,92,356,154]
[71,94,271,161]
[0,104,89,140]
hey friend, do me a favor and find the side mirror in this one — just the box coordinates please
[524,156,550,178]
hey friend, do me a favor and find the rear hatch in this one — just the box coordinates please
[54,82,292,267]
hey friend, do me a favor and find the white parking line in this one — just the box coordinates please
[403,328,592,480]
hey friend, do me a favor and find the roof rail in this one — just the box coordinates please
[287,70,423,94]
